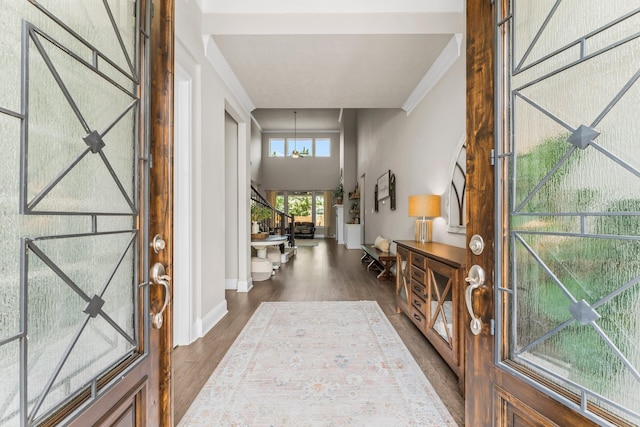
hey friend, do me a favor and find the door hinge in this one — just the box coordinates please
[139,154,153,168]
[490,319,495,336]
[490,149,495,166]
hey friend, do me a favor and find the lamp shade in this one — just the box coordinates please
[408,195,441,218]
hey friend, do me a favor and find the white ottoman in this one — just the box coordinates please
[251,257,272,281]
[266,247,282,269]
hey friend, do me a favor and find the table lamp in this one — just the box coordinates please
[408,195,441,243]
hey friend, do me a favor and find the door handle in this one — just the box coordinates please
[465,264,485,336]
[150,262,172,329]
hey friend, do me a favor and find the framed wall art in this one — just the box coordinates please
[377,170,390,201]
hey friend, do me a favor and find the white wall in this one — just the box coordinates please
[176,1,254,340]
[356,50,466,249]
[259,132,341,191]
[225,113,239,289]
[250,120,263,185]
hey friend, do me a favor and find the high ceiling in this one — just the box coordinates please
[198,0,465,130]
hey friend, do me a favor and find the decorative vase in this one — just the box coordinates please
[251,221,260,234]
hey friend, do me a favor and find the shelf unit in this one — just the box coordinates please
[347,188,360,224]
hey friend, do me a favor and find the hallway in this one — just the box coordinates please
[173,239,465,425]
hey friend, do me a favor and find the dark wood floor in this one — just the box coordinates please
[172,239,465,425]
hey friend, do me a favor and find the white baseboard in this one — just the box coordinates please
[201,299,228,337]
[237,279,252,293]
[225,278,238,290]
[193,318,202,342]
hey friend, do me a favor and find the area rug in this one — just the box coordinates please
[294,239,320,247]
[178,301,456,426]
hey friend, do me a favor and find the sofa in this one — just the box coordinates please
[293,222,315,239]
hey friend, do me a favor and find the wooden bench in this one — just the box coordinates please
[360,244,396,281]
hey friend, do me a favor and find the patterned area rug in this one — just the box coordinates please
[178,301,456,426]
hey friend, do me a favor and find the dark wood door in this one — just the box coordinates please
[466,1,640,426]
[0,1,173,425]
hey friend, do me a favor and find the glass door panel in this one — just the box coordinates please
[288,192,312,223]
[0,1,146,425]
[315,194,325,227]
[497,1,640,424]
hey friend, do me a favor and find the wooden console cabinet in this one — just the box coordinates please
[394,240,466,394]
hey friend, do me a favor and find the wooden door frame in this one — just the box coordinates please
[465,0,496,422]
[149,0,175,424]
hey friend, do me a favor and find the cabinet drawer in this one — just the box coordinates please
[411,252,427,270]
[410,306,426,330]
[410,266,425,285]
[411,279,426,301]
[411,294,427,315]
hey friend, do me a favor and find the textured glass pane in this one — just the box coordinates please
[1,1,106,112]
[506,1,640,424]
[0,115,22,343]
[515,37,640,138]
[98,215,136,233]
[512,234,640,418]
[27,233,136,417]
[511,215,582,234]
[1,1,142,424]
[513,1,640,70]
[0,340,20,426]
[35,0,137,79]
[26,32,136,214]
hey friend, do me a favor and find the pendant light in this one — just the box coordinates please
[291,110,300,158]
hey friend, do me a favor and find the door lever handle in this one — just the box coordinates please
[150,262,171,329]
[465,265,485,336]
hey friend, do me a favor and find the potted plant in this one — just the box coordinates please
[333,183,344,205]
[251,204,272,236]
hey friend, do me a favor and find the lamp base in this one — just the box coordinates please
[414,219,433,243]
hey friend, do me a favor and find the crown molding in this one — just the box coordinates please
[203,35,256,113]
[401,33,462,115]
[250,114,263,132]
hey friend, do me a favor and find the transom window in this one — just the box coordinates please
[286,138,312,157]
[269,138,285,157]
[268,137,332,157]
[315,138,331,157]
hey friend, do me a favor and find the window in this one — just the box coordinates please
[269,138,285,157]
[315,138,331,157]
[315,194,325,226]
[286,138,312,157]
[275,194,285,212]
[278,191,324,227]
[269,137,331,158]
[288,192,312,222]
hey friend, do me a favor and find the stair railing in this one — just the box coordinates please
[250,186,295,248]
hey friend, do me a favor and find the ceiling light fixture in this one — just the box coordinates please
[291,110,300,158]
